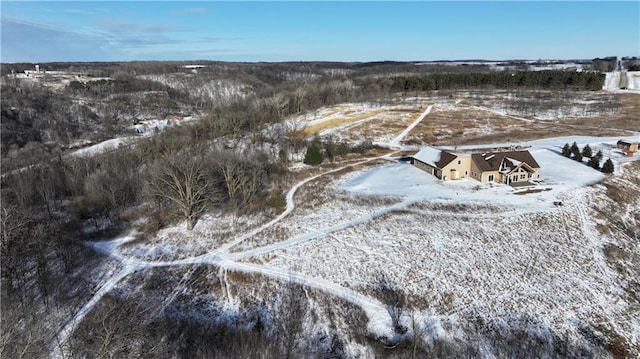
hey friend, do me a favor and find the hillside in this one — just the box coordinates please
[2,61,639,358]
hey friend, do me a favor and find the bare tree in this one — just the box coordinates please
[291,87,307,114]
[286,116,308,153]
[145,150,218,230]
[269,93,289,119]
[213,149,267,212]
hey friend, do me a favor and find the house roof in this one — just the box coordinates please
[413,147,457,169]
[471,150,540,172]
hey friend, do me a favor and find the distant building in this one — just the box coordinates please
[616,140,638,153]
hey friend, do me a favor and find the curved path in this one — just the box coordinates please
[50,151,404,357]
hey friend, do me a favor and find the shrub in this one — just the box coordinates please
[267,193,286,210]
[582,144,592,158]
[304,142,324,165]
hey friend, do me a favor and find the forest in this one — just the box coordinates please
[0,60,619,358]
[389,70,606,92]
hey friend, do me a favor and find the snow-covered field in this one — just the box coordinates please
[54,93,640,357]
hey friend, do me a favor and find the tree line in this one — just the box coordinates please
[388,70,606,92]
[561,142,614,173]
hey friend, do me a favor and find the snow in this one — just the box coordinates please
[341,148,604,212]
[412,146,443,167]
[626,71,640,91]
[52,88,640,356]
[389,105,433,148]
[603,71,640,93]
[70,137,134,157]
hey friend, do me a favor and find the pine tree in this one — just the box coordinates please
[601,158,614,173]
[582,144,592,158]
[570,141,579,154]
[561,143,571,157]
[595,149,603,160]
[573,151,583,162]
[587,156,600,169]
[303,142,324,165]
[571,143,583,162]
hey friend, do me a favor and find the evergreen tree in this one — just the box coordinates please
[573,151,583,162]
[570,141,579,154]
[582,144,593,158]
[595,149,603,160]
[561,143,571,157]
[303,142,324,166]
[571,142,582,162]
[601,158,614,173]
[587,156,600,169]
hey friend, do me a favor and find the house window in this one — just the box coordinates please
[458,160,461,165]
[520,173,526,179]
[488,174,494,182]
[465,171,468,176]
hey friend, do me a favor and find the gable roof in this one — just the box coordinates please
[471,150,539,172]
[413,147,458,169]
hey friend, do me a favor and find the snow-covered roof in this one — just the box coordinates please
[506,157,523,167]
[413,147,442,167]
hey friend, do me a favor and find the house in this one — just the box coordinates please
[470,151,540,184]
[412,147,540,185]
[616,140,638,153]
[413,147,471,180]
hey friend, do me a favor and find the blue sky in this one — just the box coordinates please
[1,1,638,63]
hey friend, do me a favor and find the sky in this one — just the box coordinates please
[1,1,638,63]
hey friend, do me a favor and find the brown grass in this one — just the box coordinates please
[303,109,386,135]
[388,91,639,147]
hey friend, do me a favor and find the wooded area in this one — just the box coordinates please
[389,70,606,92]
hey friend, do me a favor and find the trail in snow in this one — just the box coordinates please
[226,199,416,260]
[219,260,393,336]
[389,105,432,148]
[51,152,402,351]
[46,95,640,354]
[161,152,398,267]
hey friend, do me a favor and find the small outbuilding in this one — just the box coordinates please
[616,140,638,154]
